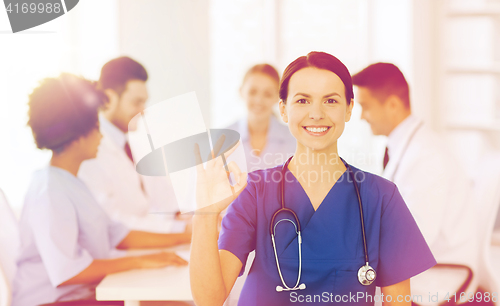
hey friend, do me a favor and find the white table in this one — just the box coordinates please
[96,247,192,306]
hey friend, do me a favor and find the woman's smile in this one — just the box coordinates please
[302,125,331,136]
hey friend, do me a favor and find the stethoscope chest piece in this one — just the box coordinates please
[358,263,376,286]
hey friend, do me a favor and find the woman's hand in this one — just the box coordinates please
[60,252,188,286]
[194,135,247,214]
[136,252,188,269]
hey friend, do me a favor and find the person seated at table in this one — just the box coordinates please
[79,56,185,234]
[12,73,191,306]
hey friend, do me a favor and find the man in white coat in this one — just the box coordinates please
[353,63,478,304]
[79,57,184,233]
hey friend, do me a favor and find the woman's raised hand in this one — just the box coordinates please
[194,134,247,214]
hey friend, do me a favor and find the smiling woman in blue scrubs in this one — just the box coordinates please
[190,52,436,306]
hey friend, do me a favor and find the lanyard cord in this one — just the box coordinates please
[270,157,300,235]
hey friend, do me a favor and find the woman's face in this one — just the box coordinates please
[78,127,103,160]
[240,72,279,122]
[279,67,353,153]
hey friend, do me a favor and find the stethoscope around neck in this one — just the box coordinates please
[270,156,376,292]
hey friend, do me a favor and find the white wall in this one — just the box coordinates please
[118,0,211,126]
[0,0,119,212]
[417,0,500,177]
[209,0,409,173]
[209,0,276,128]
[3,0,496,211]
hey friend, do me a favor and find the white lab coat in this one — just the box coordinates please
[12,166,129,306]
[383,115,478,303]
[78,117,181,233]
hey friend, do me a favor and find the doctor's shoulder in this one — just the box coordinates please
[22,168,75,217]
[405,124,451,163]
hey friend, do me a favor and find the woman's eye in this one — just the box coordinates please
[326,99,337,104]
[297,99,307,104]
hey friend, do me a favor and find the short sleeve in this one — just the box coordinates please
[218,175,258,276]
[107,219,130,248]
[29,191,93,287]
[376,185,437,287]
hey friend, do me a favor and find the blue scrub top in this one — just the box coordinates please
[219,164,436,306]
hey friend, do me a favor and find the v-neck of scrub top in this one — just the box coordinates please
[289,167,347,213]
[271,167,361,261]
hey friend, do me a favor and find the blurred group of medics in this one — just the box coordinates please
[3,55,478,306]
[10,57,192,306]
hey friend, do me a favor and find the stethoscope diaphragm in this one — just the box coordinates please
[358,263,377,285]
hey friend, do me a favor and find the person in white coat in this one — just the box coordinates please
[353,63,478,304]
[79,57,185,233]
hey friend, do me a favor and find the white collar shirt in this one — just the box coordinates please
[99,115,127,149]
[78,117,180,233]
[383,114,422,181]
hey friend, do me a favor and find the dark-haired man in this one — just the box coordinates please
[79,57,183,233]
[353,63,478,300]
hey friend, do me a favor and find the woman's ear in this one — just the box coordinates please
[345,99,354,122]
[279,100,288,123]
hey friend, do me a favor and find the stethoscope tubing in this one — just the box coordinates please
[271,219,303,291]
